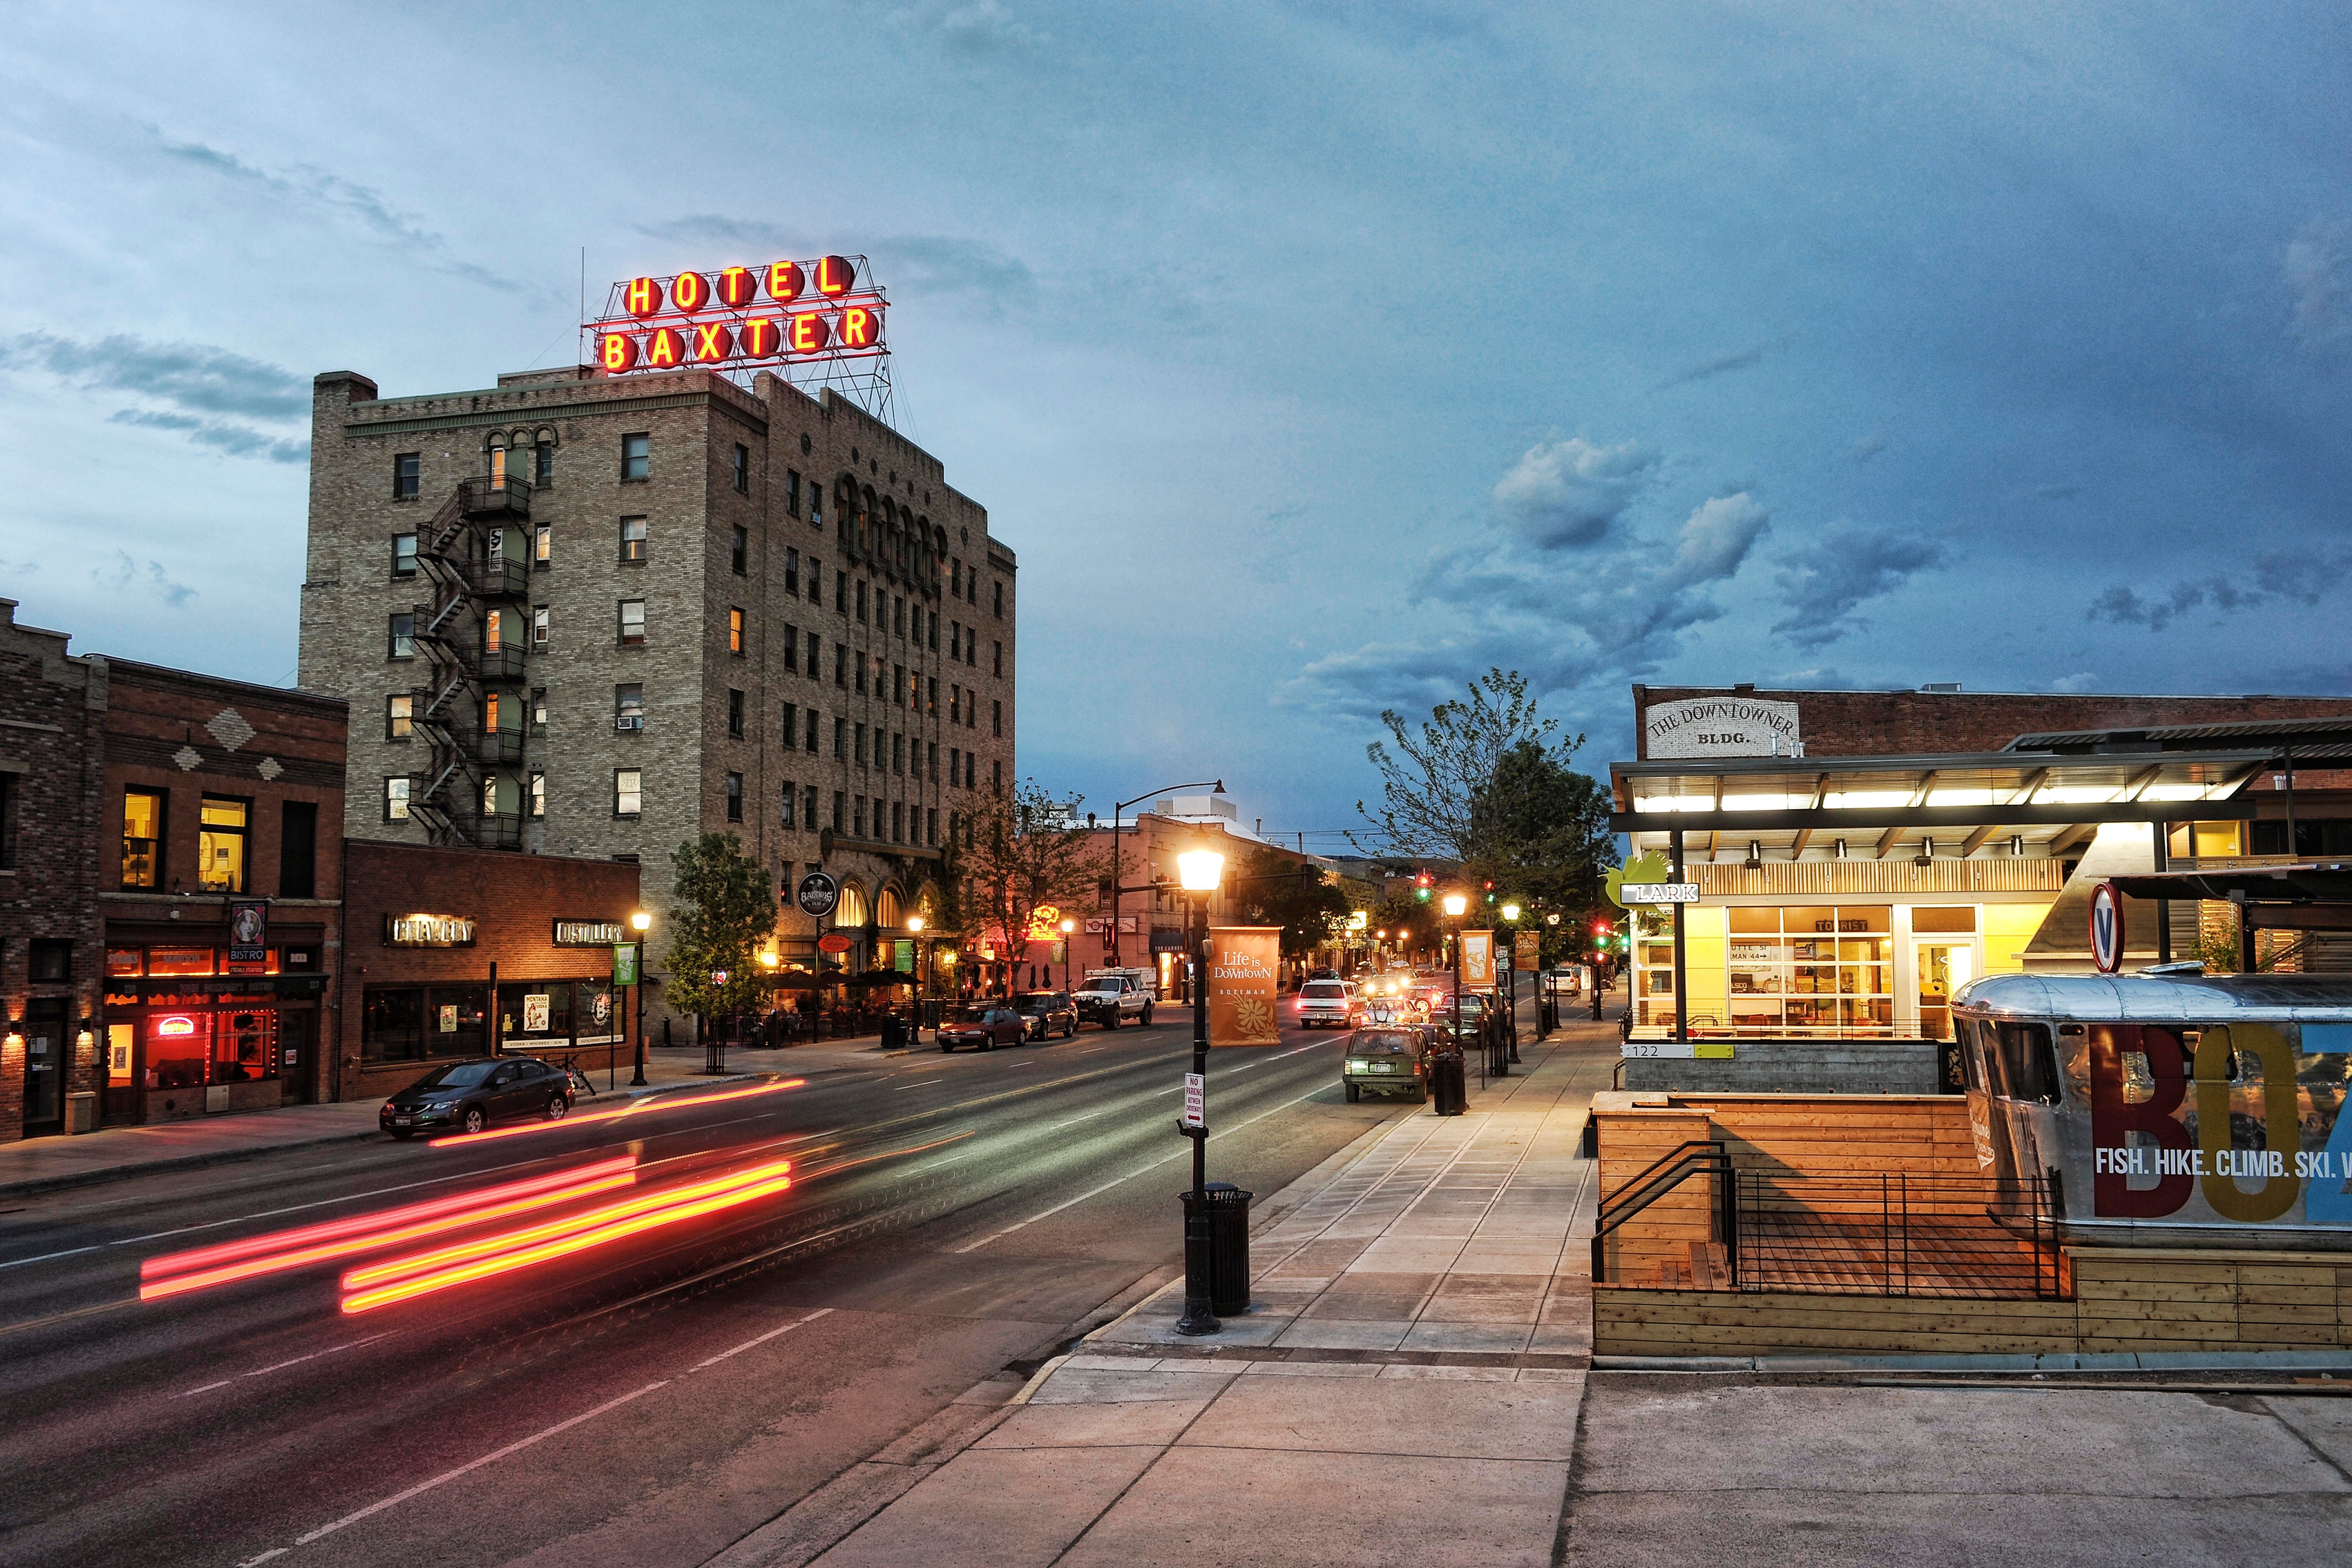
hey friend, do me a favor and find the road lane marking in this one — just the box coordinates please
[951,1082,1334,1253]
[176,1379,231,1398]
[690,1307,833,1370]
[894,1079,945,1091]
[0,1244,100,1271]
[285,1380,670,1549]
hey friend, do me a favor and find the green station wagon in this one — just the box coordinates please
[1342,1026,1428,1103]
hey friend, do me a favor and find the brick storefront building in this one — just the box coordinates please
[337,840,641,1103]
[298,365,1016,1035]
[2,600,347,1138]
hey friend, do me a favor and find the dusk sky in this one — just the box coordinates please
[4,2,2349,849]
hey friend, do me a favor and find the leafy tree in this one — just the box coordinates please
[662,832,777,1023]
[963,777,1104,968]
[1355,669,1579,860]
[1466,739,1617,916]
[1234,845,1354,960]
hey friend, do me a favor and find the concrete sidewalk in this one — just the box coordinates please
[0,1049,830,1200]
[728,1010,1622,1568]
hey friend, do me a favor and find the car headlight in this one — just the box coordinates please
[1345,1059,1368,1072]
[424,1097,460,1110]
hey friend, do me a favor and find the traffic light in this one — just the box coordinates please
[1414,870,1432,901]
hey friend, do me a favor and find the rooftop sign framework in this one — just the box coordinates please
[582,256,894,421]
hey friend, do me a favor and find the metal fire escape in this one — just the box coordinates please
[408,473,532,850]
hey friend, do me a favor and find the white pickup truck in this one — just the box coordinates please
[1073,969,1156,1029]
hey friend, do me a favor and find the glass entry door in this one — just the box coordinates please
[21,1001,65,1134]
[1915,942,1975,1041]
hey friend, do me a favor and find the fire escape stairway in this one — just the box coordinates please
[404,475,532,849]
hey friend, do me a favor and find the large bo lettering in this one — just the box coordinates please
[2194,1024,2300,1223]
[2088,1024,2191,1217]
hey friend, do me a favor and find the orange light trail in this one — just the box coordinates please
[426,1078,806,1148]
[341,1158,793,1292]
[139,1157,637,1301]
[341,1165,796,1314]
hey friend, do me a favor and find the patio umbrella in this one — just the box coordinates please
[843,968,913,987]
[767,969,839,991]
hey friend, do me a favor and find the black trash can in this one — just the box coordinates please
[1180,1182,1253,1316]
[1432,1051,1466,1115]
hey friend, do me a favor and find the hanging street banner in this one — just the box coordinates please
[1206,926,1283,1046]
[612,944,638,987]
[1461,930,1496,994]
[1515,931,1543,970]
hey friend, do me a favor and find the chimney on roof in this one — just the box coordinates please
[1923,683,1963,693]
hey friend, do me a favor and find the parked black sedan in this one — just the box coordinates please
[937,1005,1028,1052]
[1015,990,1079,1040]
[380,1056,573,1139]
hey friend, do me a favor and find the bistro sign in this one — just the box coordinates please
[553,919,628,947]
[385,913,476,948]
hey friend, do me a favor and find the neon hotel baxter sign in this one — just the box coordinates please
[593,258,882,375]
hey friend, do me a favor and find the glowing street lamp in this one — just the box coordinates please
[1175,844,1225,1337]
[1059,916,1076,993]
[628,910,653,1086]
[1501,902,1521,922]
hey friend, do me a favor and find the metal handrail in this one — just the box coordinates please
[1591,1140,1736,1285]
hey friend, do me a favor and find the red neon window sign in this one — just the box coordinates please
[669,270,711,312]
[690,323,735,363]
[599,332,639,372]
[814,255,855,298]
[839,306,882,350]
[154,1015,197,1036]
[789,313,831,354]
[715,266,757,308]
[740,317,782,358]
[624,277,662,318]
[766,261,805,302]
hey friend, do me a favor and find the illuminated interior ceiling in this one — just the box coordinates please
[1609,749,2273,863]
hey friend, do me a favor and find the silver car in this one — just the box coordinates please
[1294,979,1361,1029]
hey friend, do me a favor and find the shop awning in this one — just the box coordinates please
[1610,748,2270,864]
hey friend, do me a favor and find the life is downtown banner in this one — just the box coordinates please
[1460,930,1496,994]
[1207,927,1283,1046]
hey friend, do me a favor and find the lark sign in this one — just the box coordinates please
[589,258,886,377]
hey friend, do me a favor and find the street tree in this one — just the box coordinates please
[1355,669,1579,861]
[1466,739,1617,947]
[962,778,1103,979]
[1234,845,1355,960]
[661,832,777,1029]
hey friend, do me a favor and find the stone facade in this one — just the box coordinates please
[298,366,1016,1034]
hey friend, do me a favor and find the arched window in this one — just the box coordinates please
[835,880,870,927]
[877,886,903,928]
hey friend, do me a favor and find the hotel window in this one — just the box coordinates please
[782,701,797,746]
[834,716,847,757]
[530,687,547,732]
[855,723,868,766]
[993,700,1002,737]
[811,485,823,528]
[994,581,1003,617]
[927,741,938,782]
[927,613,938,652]
[950,685,960,723]
[854,796,867,837]
[807,630,820,676]
[394,453,421,500]
[197,796,248,892]
[732,444,750,494]
[949,746,960,787]
[893,664,906,706]
[729,607,745,655]
[950,621,960,660]
[781,780,798,829]
[620,517,647,563]
[534,525,552,565]
[728,688,745,738]
[909,605,922,644]
[786,469,800,517]
[808,569,821,608]
[726,771,744,822]
[893,596,905,636]
[854,654,867,695]
[392,533,417,577]
[893,733,905,775]
[615,769,643,817]
[619,599,646,646]
[731,523,749,574]
[534,440,554,484]
[615,683,644,723]
[832,791,845,831]
[856,580,868,623]
[387,694,413,741]
[529,771,545,819]
[532,606,549,647]
[785,548,801,596]
[783,623,799,672]
[994,641,1003,677]
[805,706,819,753]
[926,808,938,846]
[621,432,650,480]
[280,801,318,897]
[893,801,905,843]
[0,775,15,871]
[122,788,164,889]
[386,777,410,821]
[928,676,938,714]
[804,784,818,828]
[388,614,415,660]
[836,569,847,608]
[992,760,1002,793]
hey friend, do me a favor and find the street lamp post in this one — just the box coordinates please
[629,909,652,1086]
[1107,779,1224,966]
[908,914,926,1044]
[1442,892,1468,1064]
[1059,917,1076,995]
[1175,845,1225,1336]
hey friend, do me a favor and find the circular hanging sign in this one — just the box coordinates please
[2089,881,2126,975]
[818,933,853,954]
[795,871,840,919]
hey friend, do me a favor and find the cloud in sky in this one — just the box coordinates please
[2285,219,2349,348]
[1770,521,1947,651]
[2089,549,2352,632]
[0,333,309,463]
[1651,337,1788,393]
[92,549,196,608]
[1491,437,1660,550]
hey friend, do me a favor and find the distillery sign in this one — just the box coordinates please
[591,258,885,376]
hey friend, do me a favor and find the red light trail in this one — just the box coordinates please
[139,1156,638,1302]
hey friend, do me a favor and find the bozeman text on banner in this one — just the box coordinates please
[1460,930,1496,994]
[1207,927,1283,1046]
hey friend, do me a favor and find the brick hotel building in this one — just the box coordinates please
[298,366,1017,1034]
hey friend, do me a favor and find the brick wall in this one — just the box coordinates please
[1633,685,2352,760]
[337,839,641,1099]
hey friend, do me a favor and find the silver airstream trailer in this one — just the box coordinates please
[1954,971,2352,1250]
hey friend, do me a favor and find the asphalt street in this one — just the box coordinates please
[0,1012,1403,1568]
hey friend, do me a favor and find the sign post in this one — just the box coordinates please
[2090,882,2126,975]
[1181,1072,1205,1131]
